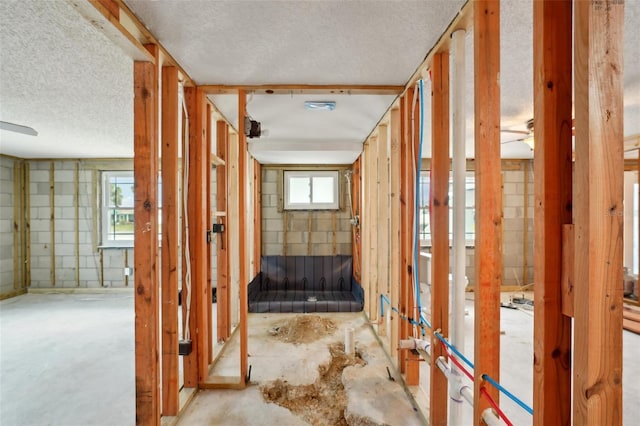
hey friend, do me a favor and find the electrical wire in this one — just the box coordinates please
[482,374,534,416]
[180,85,192,341]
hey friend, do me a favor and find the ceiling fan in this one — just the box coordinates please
[0,120,38,136]
[501,118,535,149]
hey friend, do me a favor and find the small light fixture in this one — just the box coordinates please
[304,101,336,111]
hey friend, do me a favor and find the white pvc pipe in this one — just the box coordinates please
[482,408,503,426]
[450,28,467,426]
[399,338,430,352]
[435,356,473,408]
[345,328,355,355]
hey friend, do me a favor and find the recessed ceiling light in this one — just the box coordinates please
[304,101,336,111]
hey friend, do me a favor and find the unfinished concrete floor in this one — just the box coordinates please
[1,292,639,425]
[0,292,135,425]
[178,312,425,426]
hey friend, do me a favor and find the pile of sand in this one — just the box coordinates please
[261,343,366,425]
[268,315,337,344]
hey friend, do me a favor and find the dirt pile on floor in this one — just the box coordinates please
[261,342,366,425]
[268,315,337,344]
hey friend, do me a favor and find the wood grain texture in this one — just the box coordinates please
[160,65,179,416]
[377,125,390,300]
[205,103,214,365]
[573,0,624,423]
[532,1,573,424]
[133,44,159,426]
[429,51,450,426]
[389,108,401,368]
[473,1,501,422]
[369,134,379,321]
[238,90,249,383]
[216,121,230,341]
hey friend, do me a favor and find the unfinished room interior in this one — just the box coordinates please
[1,0,640,425]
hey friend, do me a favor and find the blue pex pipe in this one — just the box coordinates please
[482,374,534,416]
[413,79,426,332]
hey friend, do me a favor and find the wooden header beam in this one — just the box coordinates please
[200,84,404,95]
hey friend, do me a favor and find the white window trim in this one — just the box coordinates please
[101,171,135,248]
[284,170,340,210]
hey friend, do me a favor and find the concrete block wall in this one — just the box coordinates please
[420,162,534,288]
[0,156,16,296]
[27,160,133,288]
[502,164,534,286]
[261,167,353,257]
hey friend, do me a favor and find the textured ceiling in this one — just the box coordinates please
[0,0,638,162]
[0,0,133,159]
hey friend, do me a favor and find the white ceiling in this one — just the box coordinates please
[0,0,638,162]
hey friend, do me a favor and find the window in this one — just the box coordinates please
[419,171,475,245]
[284,170,339,210]
[102,171,135,245]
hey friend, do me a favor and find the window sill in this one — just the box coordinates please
[98,243,134,249]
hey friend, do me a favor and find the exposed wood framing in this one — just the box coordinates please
[332,211,337,255]
[561,225,575,318]
[352,158,362,281]
[200,84,404,95]
[160,65,179,416]
[205,103,213,365]
[216,120,230,341]
[13,160,26,289]
[369,135,379,321]
[473,1,502,421]
[361,141,371,317]
[377,125,390,298]
[228,131,240,328]
[532,1,573,423]
[430,51,450,426]
[49,161,55,287]
[573,0,624,423]
[133,44,160,426]
[238,90,249,385]
[24,163,30,287]
[389,107,401,367]
[185,87,210,384]
[74,162,80,286]
[253,160,262,276]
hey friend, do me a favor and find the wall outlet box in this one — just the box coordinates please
[124,267,133,276]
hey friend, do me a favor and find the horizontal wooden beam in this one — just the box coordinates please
[200,84,404,95]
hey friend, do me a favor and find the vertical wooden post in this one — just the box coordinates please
[238,90,249,383]
[185,87,210,383]
[160,65,179,416]
[573,0,624,423]
[430,51,450,426]
[532,1,573,424]
[133,44,160,426]
[253,159,262,277]
[205,104,213,364]
[74,162,80,286]
[352,157,362,281]
[390,107,401,366]
[473,1,502,422]
[361,143,370,316]
[398,89,412,374]
[216,121,230,341]
[405,88,422,386]
[49,161,55,287]
[369,135,379,320]
[378,125,390,299]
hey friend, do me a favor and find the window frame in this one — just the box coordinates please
[283,170,340,210]
[101,171,135,247]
